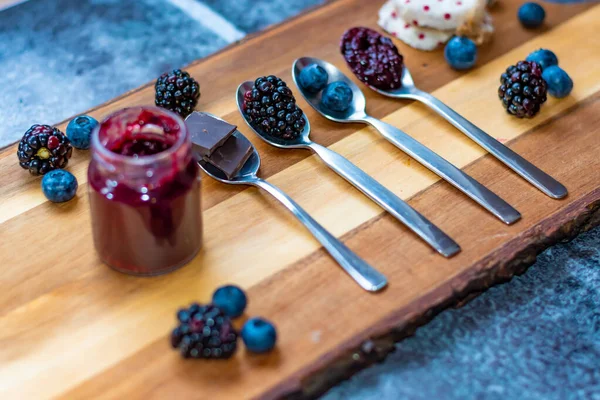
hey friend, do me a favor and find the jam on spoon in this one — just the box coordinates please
[340,27,405,90]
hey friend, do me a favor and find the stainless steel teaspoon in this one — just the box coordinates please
[352,61,567,199]
[197,128,388,292]
[292,57,522,225]
[236,82,460,258]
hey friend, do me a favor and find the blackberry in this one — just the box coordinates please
[170,304,238,359]
[340,27,404,90]
[17,125,73,176]
[498,61,547,118]
[242,75,306,141]
[155,69,200,118]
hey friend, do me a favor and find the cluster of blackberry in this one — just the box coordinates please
[171,304,238,359]
[17,125,73,175]
[155,69,200,118]
[243,76,306,140]
[171,285,277,360]
[498,61,547,118]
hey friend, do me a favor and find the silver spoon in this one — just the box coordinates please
[236,82,460,258]
[354,62,566,199]
[292,57,522,225]
[197,129,387,292]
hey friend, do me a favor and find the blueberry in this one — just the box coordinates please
[542,66,573,98]
[241,317,277,353]
[518,3,545,28]
[66,115,98,150]
[41,170,78,203]
[321,81,353,112]
[298,64,329,93]
[526,49,558,70]
[444,36,477,70]
[212,285,247,318]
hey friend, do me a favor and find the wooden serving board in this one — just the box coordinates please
[1,0,599,398]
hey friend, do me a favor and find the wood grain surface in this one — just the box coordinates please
[1,0,599,399]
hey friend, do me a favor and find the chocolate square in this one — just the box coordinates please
[186,112,237,157]
[205,132,253,179]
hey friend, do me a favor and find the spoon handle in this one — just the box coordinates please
[362,115,521,225]
[252,178,387,292]
[308,142,460,258]
[410,89,567,199]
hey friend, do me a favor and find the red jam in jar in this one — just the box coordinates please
[88,107,202,276]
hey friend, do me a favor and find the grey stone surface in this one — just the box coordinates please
[199,0,326,33]
[0,0,226,148]
[322,226,600,400]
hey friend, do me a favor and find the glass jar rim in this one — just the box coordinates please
[91,106,188,166]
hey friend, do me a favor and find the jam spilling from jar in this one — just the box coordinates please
[88,108,201,276]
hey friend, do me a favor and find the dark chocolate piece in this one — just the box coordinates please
[185,112,237,157]
[205,132,253,179]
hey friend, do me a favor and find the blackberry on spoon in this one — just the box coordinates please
[242,75,306,141]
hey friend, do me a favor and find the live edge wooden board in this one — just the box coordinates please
[1,0,599,399]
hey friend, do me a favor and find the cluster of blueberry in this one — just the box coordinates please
[171,285,278,360]
[298,64,354,112]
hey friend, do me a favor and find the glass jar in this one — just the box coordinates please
[88,107,202,276]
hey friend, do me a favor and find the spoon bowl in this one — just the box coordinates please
[236,81,311,148]
[292,57,366,123]
[367,66,418,98]
[198,132,262,185]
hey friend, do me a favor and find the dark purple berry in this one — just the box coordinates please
[170,304,237,359]
[17,125,73,176]
[155,69,200,118]
[341,27,404,90]
[498,61,547,118]
[243,76,305,140]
